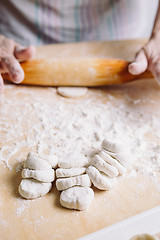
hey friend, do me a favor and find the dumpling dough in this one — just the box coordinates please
[102,139,120,153]
[130,234,158,240]
[56,167,86,178]
[92,154,118,177]
[19,179,52,199]
[24,152,51,170]
[39,153,58,168]
[56,174,91,191]
[57,87,87,98]
[87,166,117,190]
[60,186,94,210]
[58,151,88,168]
[22,169,55,182]
[102,139,129,168]
[98,150,127,175]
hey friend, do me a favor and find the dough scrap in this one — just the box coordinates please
[58,151,88,169]
[102,139,120,153]
[56,167,86,178]
[56,174,91,191]
[19,179,52,199]
[98,150,127,175]
[39,153,58,168]
[130,234,158,240]
[57,87,87,98]
[86,166,117,190]
[102,140,129,167]
[24,152,51,170]
[60,186,94,210]
[92,154,118,177]
[22,169,55,182]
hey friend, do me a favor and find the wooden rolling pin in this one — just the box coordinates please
[3,58,153,86]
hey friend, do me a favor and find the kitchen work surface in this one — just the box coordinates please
[1,40,160,240]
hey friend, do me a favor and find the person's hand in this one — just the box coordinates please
[0,35,35,92]
[128,33,160,84]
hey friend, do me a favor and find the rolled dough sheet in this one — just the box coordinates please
[57,87,88,98]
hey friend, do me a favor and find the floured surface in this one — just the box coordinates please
[1,40,160,239]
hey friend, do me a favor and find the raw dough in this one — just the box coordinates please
[57,87,87,98]
[102,139,120,153]
[86,166,117,190]
[39,153,58,168]
[56,167,86,178]
[98,150,127,175]
[60,186,94,210]
[24,152,51,170]
[130,234,158,240]
[22,169,55,182]
[19,179,52,199]
[58,151,88,168]
[102,140,129,168]
[92,154,118,177]
[56,174,91,191]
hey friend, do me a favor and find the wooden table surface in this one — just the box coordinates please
[0,39,160,240]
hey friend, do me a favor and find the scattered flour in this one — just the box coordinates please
[1,84,160,175]
[1,82,160,214]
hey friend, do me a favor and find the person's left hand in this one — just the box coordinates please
[128,33,160,84]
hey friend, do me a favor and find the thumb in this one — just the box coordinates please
[128,49,148,75]
[14,45,36,62]
[0,74,4,92]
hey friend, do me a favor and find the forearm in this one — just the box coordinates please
[151,0,160,38]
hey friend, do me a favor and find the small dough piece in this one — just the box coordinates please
[87,166,117,190]
[60,186,94,210]
[56,174,91,191]
[57,87,87,98]
[19,179,52,199]
[22,169,55,182]
[39,153,58,168]
[130,234,158,240]
[56,167,86,178]
[98,150,127,175]
[102,139,120,153]
[24,152,51,170]
[58,151,88,169]
[92,154,118,177]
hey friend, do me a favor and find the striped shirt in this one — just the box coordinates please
[0,0,158,46]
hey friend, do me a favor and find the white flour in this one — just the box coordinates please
[0,82,160,178]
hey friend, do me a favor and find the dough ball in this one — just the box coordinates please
[92,154,118,177]
[19,179,52,199]
[102,139,120,153]
[24,152,51,170]
[56,167,86,178]
[60,186,94,210]
[130,234,158,240]
[86,166,117,190]
[57,87,87,98]
[58,151,88,169]
[39,153,58,169]
[98,150,127,175]
[22,168,55,182]
[56,174,91,191]
[102,140,130,168]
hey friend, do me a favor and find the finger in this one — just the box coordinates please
[128,49,148,75]
[14,45,36,61]
[150,59,160,85]
[1,56,24,83]
[0,74,4,92]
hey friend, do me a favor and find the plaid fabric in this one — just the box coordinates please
[0,0,158,46]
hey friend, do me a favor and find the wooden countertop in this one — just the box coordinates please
[1,39,160,240]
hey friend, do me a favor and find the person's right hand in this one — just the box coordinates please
[0,35,35,92]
